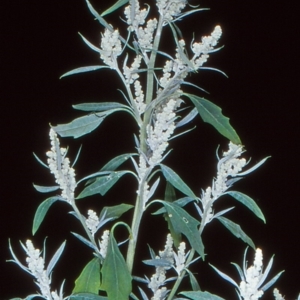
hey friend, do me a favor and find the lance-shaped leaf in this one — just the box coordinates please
[77,171,129,199]
[184,93,241,144]
[186,269,201,291]
[101,235,132,300]
[47,240,66,276]
[101,0,129,17]
[180,291,225,300]
[217,216,255,249]
[52,114,104,138]
[32,196,61,235]
[156,200,204,259]
[85,0,114,32]
[160,164,197,199]
[60,66,108,79]
[73,102,128,112]
[73,258,101,294]
[101,153,135,172]
[99,204,134,220]
[69,293,107,300]
[142,258,173,268]
[84,153,135,185]
[225,191,266,223]
[33,184,59,193]
[163,182,182,248]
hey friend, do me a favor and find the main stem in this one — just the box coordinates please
[126,16,164,274]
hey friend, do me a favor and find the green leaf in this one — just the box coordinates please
[78,33,101,52]
[85,0,114,31]
[180,291,225,300]
[77,171,128,199]
[85,153,134,185]
[184,93,241,144]
[163,182,182,247]
[225,191,266,223]
[164,181,176,202]
[157,200,204,259]
[100,203,134,220]
[47,241,66,275]
[217,216,255,249]
[73,102,128,112]
[101,153,134,171]
[73,258,101,294]
[32,196,60,235]
[101,235,132,300]
[186,269,201,291]
[52,114,104,138]
[101,153,136,171]
[101,0,129,17]
[32,184,59,193]
[153,197,194,214]
[60,66,108,79]
[69,293,107,300]
[160,164,197,199]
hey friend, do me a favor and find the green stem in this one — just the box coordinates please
[126,17,165,273]
[126,193,143,273]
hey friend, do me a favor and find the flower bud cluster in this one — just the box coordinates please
[100,28,122,69]
[199,142,247,226]
[240,248,264,299]
[46,129,76,203]
[148,234,174,298]
[173,241,186,274]
[156,0,187,22]
[99,230,110,259]
[273,288,285,300]
[147,98,177,167]
[24,240,61,300]
[124,1,157,50]
[148,234,187,299]
[137,18,158,49]
[85,209,100,236]
[123,55,146,114]
[124,0,148,30]
[191,25,222,69]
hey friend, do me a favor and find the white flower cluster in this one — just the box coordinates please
[173,241,186,274]
[136,99,179,207]
[99,230,110,259]
[156,0,187,22]
[85,209,100,236]
[24,240,61,300]
[137,18,158,49]
[213,248,284,300]
[273,288,285,300]
[123,55,146,114]
[46,129,77,203]
[239,248,264,300]
[124,0,157,50]
[159,39,188,89]
[100,28,122,69]
[124,0,148,30]
[191,25,222,69]
[124,55,143,84]
[148,234,186,299]
[199,142,246,226]
[147,98,177,166]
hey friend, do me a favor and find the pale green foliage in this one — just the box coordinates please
[7,0,297,300]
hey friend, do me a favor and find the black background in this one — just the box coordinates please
[1,0,299,299]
